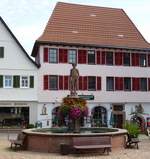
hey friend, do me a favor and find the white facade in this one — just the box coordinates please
[36,45,150,129]
[0,18,38,125]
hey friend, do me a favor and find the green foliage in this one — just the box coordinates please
[124,122,140,137]
[27,124,35,129]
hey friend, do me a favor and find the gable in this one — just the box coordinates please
[0,17,38,70]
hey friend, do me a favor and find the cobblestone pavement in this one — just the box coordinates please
[0,134,150,159]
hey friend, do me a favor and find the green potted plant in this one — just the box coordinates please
[124,121,140,138]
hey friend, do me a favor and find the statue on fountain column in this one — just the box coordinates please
[70,63,79,96]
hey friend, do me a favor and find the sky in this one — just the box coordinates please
[0,0,150,55]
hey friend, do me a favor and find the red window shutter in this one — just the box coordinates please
[148,78,150,91]
[59,76,64,90]
[148,55,150,66]
[43,75,49,90]
[78,50,82,64]
[101,51,106,64]
[64,76,69,90]
[96,77,101,90]
[83,76,88,90]
[59,48,63,63]
[132,78,140,91]
[43,48,48,62]
[63,49,68,63]
[96,51,101,64]
[79,76,83,90]
[82,50,87,64]
[115,52,122,65]
[59,48,68,63]
[78,50,87,64]
[132,53,139,66]
[115,77,123,90]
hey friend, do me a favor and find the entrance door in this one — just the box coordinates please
[113,114,124,128]
[112,104,125,128]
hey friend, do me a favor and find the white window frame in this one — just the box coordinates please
[68,49,77,64]
[4,75,13,88]
[49,48,58,63]
[20,76,29,88]
[88,50,95,64]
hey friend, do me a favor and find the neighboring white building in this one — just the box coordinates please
[0,17,38,127]
[31,2,150,131]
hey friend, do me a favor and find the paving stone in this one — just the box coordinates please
[0,134,150,159]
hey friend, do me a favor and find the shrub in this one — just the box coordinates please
[124,121,140,137]
[27,124,35,129]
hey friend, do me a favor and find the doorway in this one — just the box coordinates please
[113,114,124,128]
[112,104,125,129]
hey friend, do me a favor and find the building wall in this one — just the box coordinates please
[37,45,150,103]
[0,20,38,102]
[0,19,38,124]
[0,20,36,70]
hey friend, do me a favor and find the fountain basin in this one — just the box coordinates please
[23,127,127,153]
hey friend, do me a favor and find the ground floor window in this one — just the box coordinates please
[91,106,107,127]
[0,107,29,128]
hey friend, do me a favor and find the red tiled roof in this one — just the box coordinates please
[32,2,150,56]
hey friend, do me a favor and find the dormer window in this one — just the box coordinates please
[0,47,4,58]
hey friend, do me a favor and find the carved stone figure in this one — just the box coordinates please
[41,104,47,115]
[135,104,144,114]
[70,63,79,96]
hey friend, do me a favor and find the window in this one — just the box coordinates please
[140,78,147,91]
[88,50,95,64]
[88,76,96,90]
[124,77,131,91]
[140,54,146,67]
[49,76,58,90]
[123,53,130,66]
[4,76,12,88]
[68,50,76,64]
[0,47,4,58]
[106,77,114,91]
[21,76,29,88]
[49,48,58,63]
[106,52,113,65]
[113,105,124,111]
